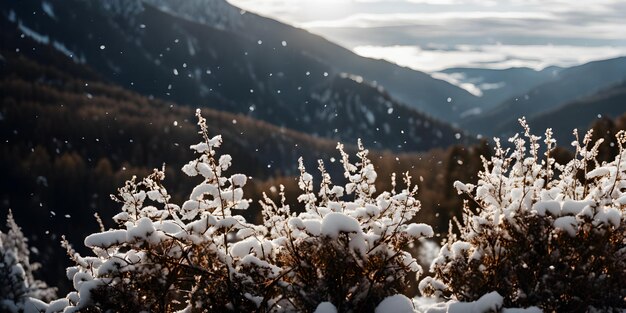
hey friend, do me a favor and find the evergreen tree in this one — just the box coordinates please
[0,210,56,312]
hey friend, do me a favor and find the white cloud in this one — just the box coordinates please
[299,11,554,28]
[353,44,626,72]
[228,0,354,23]
[431,72,484,96]
[229,0,626,41]
[403,0,498,5]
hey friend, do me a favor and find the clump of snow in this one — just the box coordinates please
[231,236,272,259]
[314,302,337,313]
[404,223,434,238]
[502,307,543,313]
[594,207,620,227]
[560,200,593,216]
[84,230,127,248]
[553,216,578,236]
[586,167,610,179]
[418,296,543,313]
[447,291,503,313]
[532,200,561,216]
[126,217,159,245]
[453,180,473,194]
[320,212,362,238]
[231,173,247,187]
[375,294,414,313]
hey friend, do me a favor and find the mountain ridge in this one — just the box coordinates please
[128,0,482,121]
[461,56,626,136]
[528,80,626,145]
[1,0,470,152]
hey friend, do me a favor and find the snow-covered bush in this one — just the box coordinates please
[55,110,268,312]
[1,210,56,313]
[420,119,626,311]
[259,141,433,312]
[48,110,431,312]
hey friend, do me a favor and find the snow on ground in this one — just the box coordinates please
[414,292,544,313]
[376,294,415,313]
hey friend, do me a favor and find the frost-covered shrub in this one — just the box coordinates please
[1,210,56,313]
[259,141,433,312]
[56,110,267,312]
[420,119,626,312]
[47,110,431,312]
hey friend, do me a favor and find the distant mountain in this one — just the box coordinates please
[528,81,626,145]
[141,0,482,122]
[438,66,561,116]
[0,0,473,152]
[461,57,626,136]
[0,13,346,179]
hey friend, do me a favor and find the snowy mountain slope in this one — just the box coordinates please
[124,0,482,122]
[437,66,561,115]
[528,81,626,145]
[1,0,467,152]
[461,57,626,136]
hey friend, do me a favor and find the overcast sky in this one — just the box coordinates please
[227,0,626,72]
